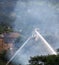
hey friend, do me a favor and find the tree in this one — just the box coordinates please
[28,55,59,65]
[57,48,59,52]
[0,13,15,34]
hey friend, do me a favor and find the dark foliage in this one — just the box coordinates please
[28,54,59,65]
[0,13,15,34]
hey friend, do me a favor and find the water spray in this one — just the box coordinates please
[6,28,57,65]
[6,36,32,65]
[35,28,57,55]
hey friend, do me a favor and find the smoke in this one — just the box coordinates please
[6,28,57,65]
[6,36,32,65]
[6,0,59,65]
[13,0,59,48]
